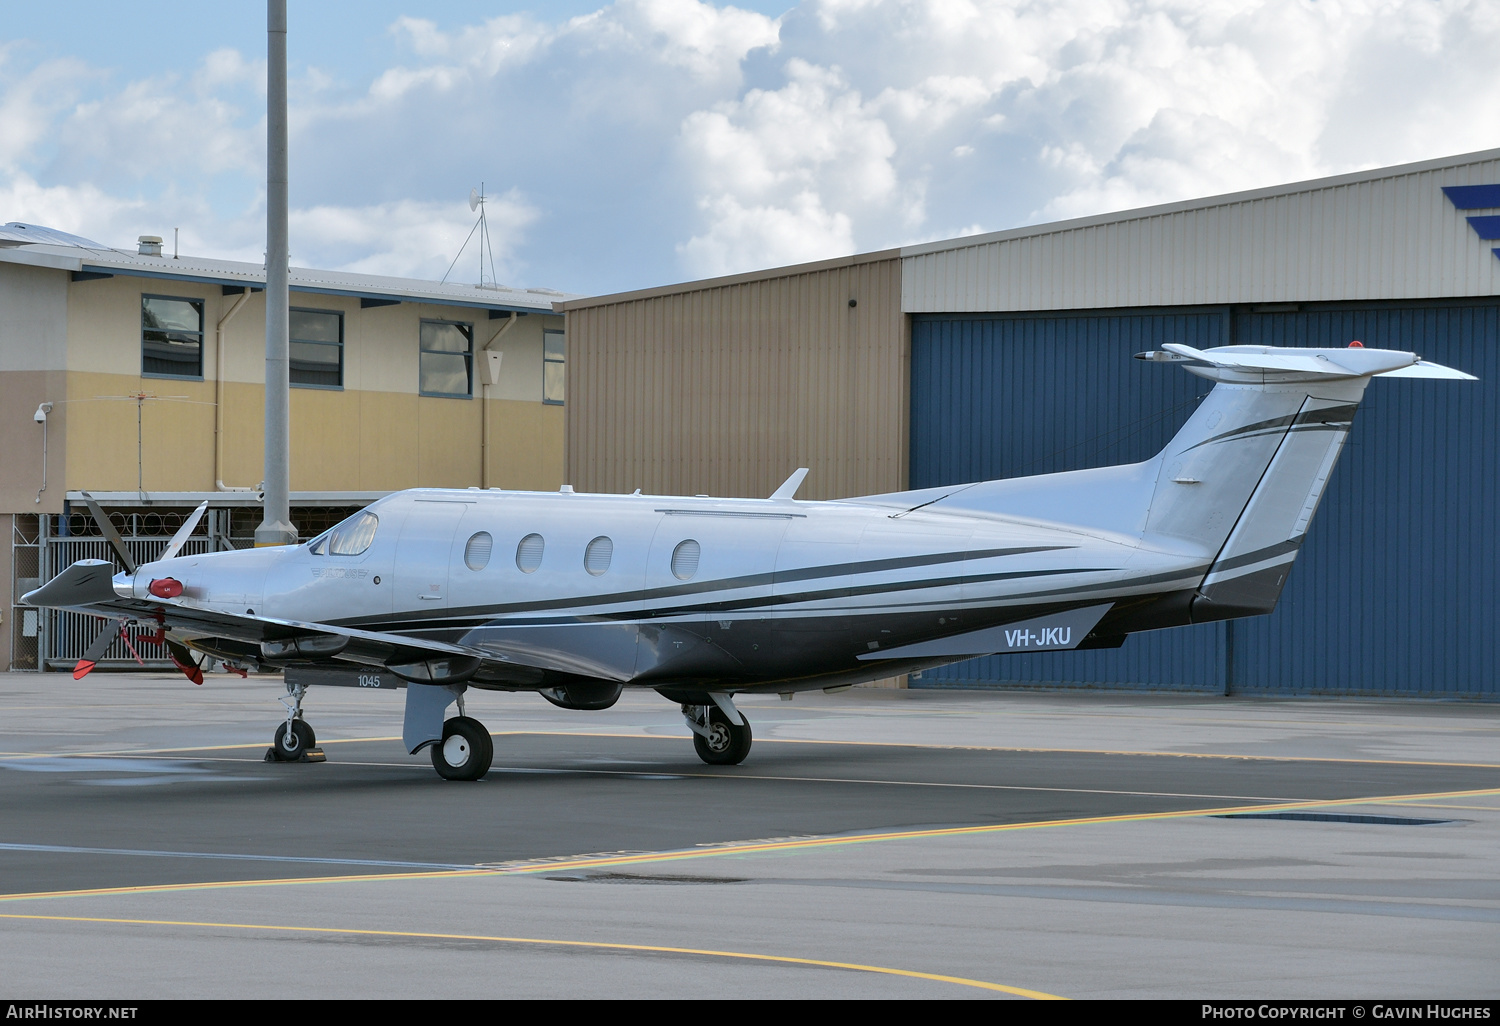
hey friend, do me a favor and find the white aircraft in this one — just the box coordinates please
[25,343,1473,780]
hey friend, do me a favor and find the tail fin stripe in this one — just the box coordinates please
[1201,537,1304,575]
[1183,404,1359,453]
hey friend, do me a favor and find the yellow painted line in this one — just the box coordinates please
[0,913,1061,998]
[486,787,1500,875]
[4,786,1495,905]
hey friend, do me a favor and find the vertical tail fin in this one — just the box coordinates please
[1138,344,1474,621]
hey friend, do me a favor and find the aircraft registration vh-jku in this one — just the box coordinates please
[24,343,1475,780]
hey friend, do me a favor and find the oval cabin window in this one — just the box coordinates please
[584,536,613,576]
[516,533,544,573]
[464,532,492,571]
[671,539,701,581]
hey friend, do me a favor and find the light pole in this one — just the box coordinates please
[256,0,297,547]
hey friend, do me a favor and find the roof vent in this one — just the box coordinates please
[137,236,163,257]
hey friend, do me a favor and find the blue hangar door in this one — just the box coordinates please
[908,303,1500,698]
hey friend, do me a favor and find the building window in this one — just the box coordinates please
[420,320,473,397]
[141,295,204,378]
[543,329,565,405]
[290,308,343,389]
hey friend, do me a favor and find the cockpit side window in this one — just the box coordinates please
[320,511,378,556]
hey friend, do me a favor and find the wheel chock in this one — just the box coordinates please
[263,746,327,763]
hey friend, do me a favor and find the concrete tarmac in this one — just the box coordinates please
[0,672,1496,999]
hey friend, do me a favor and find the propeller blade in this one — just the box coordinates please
[160,501,209,561]
[165,638,204,686]
[73,619,124,680]
[79,491,137,574]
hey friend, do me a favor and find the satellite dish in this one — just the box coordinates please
[469,188,481,212]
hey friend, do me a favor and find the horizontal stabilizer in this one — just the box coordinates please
[1375,360,1477,380]
[1139,344,1475,384]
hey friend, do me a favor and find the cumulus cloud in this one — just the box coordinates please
[3,1,1499,292]
[0,173,151,244]
[678,190,853,275]
[672,0,1500,275]
[0,51,93,172]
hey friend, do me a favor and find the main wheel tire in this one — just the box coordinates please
[692,707,752,766]
[272,719,315,761]
[431,716,493,781]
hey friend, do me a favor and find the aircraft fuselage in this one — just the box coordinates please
[130,488,1205,693]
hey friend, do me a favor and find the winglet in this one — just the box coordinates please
[770,468,809,500]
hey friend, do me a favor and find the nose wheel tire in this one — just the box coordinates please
[271,719,315,761]
[431,716,494,781]
[693,707,752,766]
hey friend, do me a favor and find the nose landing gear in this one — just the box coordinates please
[266,679,325,763]
[684,698,752,765]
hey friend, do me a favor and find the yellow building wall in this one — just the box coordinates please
[48,273,566,498]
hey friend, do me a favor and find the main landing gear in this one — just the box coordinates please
[266,679,325,763]
[683,698,752,766]
[422,690,493,781]
[430,715,494,781]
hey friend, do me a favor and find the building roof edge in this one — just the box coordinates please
[898,146,1500,259]
[555,248,901,312]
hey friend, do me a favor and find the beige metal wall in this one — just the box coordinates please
[902,148,1500,312]
[562,251,907,502]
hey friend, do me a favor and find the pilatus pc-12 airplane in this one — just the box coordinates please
[24,343,1473,780]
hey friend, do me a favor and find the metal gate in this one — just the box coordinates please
[28,510,226,672]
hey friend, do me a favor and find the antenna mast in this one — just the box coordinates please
[441,184,500,288]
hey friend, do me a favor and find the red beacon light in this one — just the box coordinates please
[1348,340,1364,348]
[148,578,183,599]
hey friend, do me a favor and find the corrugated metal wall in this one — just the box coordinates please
[1231,302,1500,695]
[564,254,907,501]
[902,150,1500,313]
[910,301,1499,697]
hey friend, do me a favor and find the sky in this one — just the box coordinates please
[1,0,1498,296]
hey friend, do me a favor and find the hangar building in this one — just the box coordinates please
[558,148,1500,699]
[1,225,574,671]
